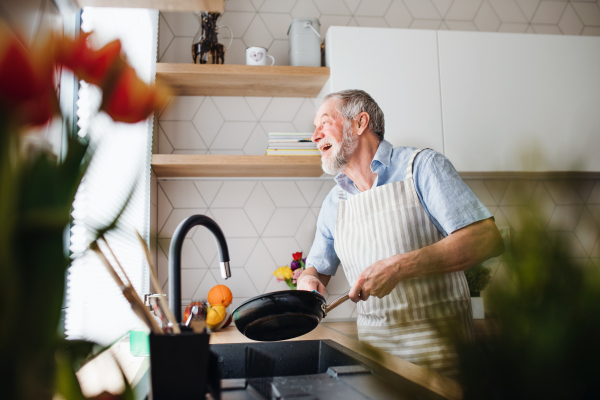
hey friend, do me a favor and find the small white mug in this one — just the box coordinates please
[246,46,275,66]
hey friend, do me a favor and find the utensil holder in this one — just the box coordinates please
[149,330,220,400]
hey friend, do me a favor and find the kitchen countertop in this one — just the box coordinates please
[210,323,463,400]
[322,321,359,339]
[77,322,462,400]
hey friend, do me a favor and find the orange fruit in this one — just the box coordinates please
[207,285,233,307]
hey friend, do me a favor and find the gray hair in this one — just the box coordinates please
[321,89,385,141]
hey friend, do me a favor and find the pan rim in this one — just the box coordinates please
[233,289,326,313]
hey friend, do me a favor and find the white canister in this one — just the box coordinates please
[288,18,321,67]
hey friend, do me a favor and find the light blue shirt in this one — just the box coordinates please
[306,140,493,276]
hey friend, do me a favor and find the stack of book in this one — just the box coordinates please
[265,133,320,156]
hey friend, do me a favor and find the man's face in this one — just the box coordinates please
[312,99,358,175]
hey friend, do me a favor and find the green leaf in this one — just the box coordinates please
[54,348,87,400]
[286,280,296,290]
[119,368,136,400]
[60,340,108,372]
[453,219,600,399]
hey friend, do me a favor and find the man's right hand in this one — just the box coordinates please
[297,275,327,296]
[297,266,330,296]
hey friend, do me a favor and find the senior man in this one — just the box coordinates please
[297,89,504,377]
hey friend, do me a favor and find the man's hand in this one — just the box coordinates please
[298,275,327,296]
[297,266,330,296]
[348,218,505,302]
[348,256,405,302]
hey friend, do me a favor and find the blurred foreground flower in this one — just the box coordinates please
[56,32,122,86]
[0,24,169,130]
[0,24,58,127]
[0,24,169,400]
[101,65,170,123]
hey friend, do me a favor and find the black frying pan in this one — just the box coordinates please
[232,290,350,341]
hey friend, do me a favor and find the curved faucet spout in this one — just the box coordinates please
[169,214,230,323]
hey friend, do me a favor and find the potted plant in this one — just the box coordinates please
[451,216,600,399]
[464,264,492,319]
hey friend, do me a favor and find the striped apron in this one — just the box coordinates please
[334,149,473,377]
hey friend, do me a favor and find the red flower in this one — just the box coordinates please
[0,25,58,127]
[57,32,169,123]
[292,252,302,261]
[56,32,122,86]
[0,24,170,128]
[100,64,170,124]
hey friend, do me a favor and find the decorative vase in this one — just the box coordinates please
[191,12,232,65]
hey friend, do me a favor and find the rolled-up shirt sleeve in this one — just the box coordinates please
[306,188,340,276]
[413,150,493,237]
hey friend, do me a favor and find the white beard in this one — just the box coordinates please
[321,120,358,175]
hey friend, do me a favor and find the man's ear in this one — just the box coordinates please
[356,112,370,136]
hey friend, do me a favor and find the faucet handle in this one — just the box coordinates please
[220,261,231,279]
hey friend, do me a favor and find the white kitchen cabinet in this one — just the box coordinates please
[324,27,600,173]
[324,27,444,153]
[438,31,600,172]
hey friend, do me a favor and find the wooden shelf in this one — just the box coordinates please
[74,0,224,12]
[152,155,324,177]
[156,64,330,97]
[152,155,600,179]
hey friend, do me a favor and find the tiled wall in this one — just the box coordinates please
[159,0,600,65]
[156,96,317,155]
[155,178,362,318]
[155,1,600,318]
[155,174,600,318]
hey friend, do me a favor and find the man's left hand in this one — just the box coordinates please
[349,256,404,302]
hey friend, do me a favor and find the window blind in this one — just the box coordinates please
[66,7,159,346]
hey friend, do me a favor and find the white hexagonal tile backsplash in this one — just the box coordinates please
[155,176,600,320]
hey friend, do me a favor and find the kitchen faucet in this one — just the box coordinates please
[169,214,230,323]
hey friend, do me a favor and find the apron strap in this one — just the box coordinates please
[337,186,347,201]
[405,148,429,181]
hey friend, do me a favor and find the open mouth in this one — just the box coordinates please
[321,144,333,154]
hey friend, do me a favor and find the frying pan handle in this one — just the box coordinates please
[324,290,350,315]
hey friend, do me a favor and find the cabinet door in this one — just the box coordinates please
[325,27,444,153]
[439,31,600,172]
